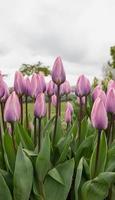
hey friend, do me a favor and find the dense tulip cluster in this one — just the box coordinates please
[0,57,115,200]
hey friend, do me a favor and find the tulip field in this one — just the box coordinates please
[0,57,115,200]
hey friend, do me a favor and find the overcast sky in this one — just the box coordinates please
[0,0,115,86]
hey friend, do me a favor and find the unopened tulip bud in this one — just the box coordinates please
[46,80,54,96]
[51,95,57,107]
[0,81,9,102]
[96,90,106,106]
[65,108,72,123]
[24,77,31,96]
[108,80,115,90]
[66,102,73,114]
[77,96,85,105]
[75,75,90,97]
[106,88,115,113]
[92,85,102,101]
[14,71,25,96]
[91,97,108,130]
[52,57,66,85]
[4,92,21,122]
[63,80,71,95]
[35,74,46,97]
[34,93,46,118]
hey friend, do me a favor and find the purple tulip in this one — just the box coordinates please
[46,80,54,96]
[106,88,115,113]
[24,77,31,96]
[108,80,115,90]
[30,73,38,97]
[52,57,66,85]
[92,85,102,101]
[65,108,72,123]
[34,93,46,118]
[75,75,90,97]
[91,97,108,130]
[62,80,71,95]
[4,91,21,122]
[66,102,73,114]
[35,74,46,97]
[14,71,25,96]
[96,90,106,106]
[51,95,57,107]
[0,81,9,102]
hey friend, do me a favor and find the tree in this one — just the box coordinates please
[19,61,51,76]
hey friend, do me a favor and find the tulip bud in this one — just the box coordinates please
[91,97,108,130]
[65,108,72,123]
[51,95,57,107]
[77,96,85,105]
[14,71,25,96]
[4,92,21,122]
[106,88,115,113]
[62,80,71,95]
[92,85,102,101]
[108,80,115,90]
[96,90,106,106]
[46,80,54,96]
[30,73,38,97]
[34,93,46,118]
[35,74,46,97]
[24,77,31,96]
[75,75,90,97]
[66,102,73,114]
[1,81,9,102]
[52,57,66,85]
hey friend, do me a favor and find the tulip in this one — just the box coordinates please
[66,102,73,114]
[35,74,46,97]
[51,95,57,107]
[92,85,102,101]
[46,80,54,119]
[77,96,85,105]
[65,108,72,127]
[106,88,115,113]
[63,80,71,95]
[30,73,38,98]
[14,71,25,124]
[34,93,46,152]
[52,57,66,85]
[96,90,106,106]
[91,97,108,177]
[75,75,90,97]
[108,79,115,90]
[4,92,21,152]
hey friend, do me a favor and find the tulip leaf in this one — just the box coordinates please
[44,159,74,200]
[15,123,34,150]
[4,132,16,173]
[80,117,88,142]
[105,145,115,172]
[55,117,64,144]
[0,173,12,200]
[36,133,51,181]
[13,146,33,200]
[48,168,65,185]
[90,131,107,178]
[75,157,84,200]
[81,172,115,200]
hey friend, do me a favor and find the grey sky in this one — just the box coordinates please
[0,0,115,85]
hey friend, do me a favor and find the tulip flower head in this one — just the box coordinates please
[77,96,85,105]
[52,57,66,85]
[63,80,71,95]
[34,93,46,118]
[92,85,102,101]
[65,108,72,123]
[51,94,57,107]
[108,80,115,90]
[24,77,31,96]
[14,71,25,96]
[4,92,21,122]
[75,75,90,97]
[35,74,46,97]
[46,80,54,96]
[106,88,115,113]
[91,97,108,130]
[66,102,73,114]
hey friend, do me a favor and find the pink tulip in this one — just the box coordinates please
[14,71,25,96]
[35,74,46,97]
[92,85,102,101]
[108,80,115,90]
[52,57,66,85]
[46,80,54,96]
[1,81,9,102]
[65,108,72,123]
[75,75,90,97]
[4,92,21,122]
[96,90,106,106]
[24,77,31,96]
[106,88,115,113]
[34,93,46,118]
[51,95,57,107]
[62,80,71,95]
[66,102,73,114]
[91,97,108,130]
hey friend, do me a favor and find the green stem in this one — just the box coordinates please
[78,97,82,142]
[11,123,16,153]
[20,96,23,125]
[0,102,6,130]
[59,95,61,117]
[25,95,28,129]
[94,130,101,178]
[34,117,37,147]
[48,96,51,120]
[53,85,60,146]
[38,118,41,153]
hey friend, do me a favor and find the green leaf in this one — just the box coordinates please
[36,133,50,181]
[75,157,84,200]
[44,159,75,200]
[90,131,107,178]
[15,123,34,150]
[106,145,115,172]
[55,117,64,144]
[80,117,88,142]
[48,168,65,185]
[4,132,16,173]
[42,116,55,136]
[13,146,33,200]
[71,119,78,138]
[0,173,12,200]
[81,172,115,200]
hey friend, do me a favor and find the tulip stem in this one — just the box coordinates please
[38,118,41,152]
[25,95,28,130]
[59,96,61,117]
[11,123,16,152]
[78,97,82,142]
[20,96,23,125]
[34,117,37,147]
[94,130,101,178]
[48,96,51,119]
[0,102,6,130]
[53,85,60,146]
[85,96,88,115]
